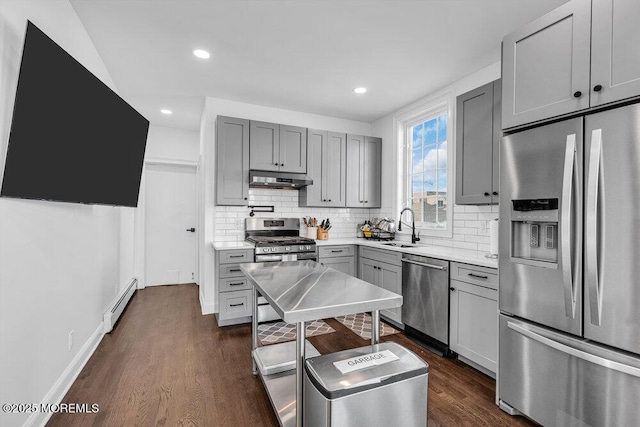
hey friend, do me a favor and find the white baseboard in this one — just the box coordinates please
[199,289,215,315]
[25,324,104,427]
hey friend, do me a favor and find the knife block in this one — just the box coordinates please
[316,228,328,240]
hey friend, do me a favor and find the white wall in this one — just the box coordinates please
[372,62,501,250]
[0,1,133,425]
[145,124,199,162]
[200,97,378,313]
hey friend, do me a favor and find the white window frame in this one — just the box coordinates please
[395,94,454,239]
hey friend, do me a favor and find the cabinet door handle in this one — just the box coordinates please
[328,199,332,202]
[274,163,279,166]
[573,91,582,98]
[229,282,245,286]
[468,273,488,279]
[484,192,490,196]
[331,250,343,253]
[364,201,369,203]
[244,197,248,200]
[450,287,456,291]
[593,84,603,92]
[228,269,241,273]
[229,302,245,307]
[492,191,498,196]
[229,255,245,258]
[280,163,284,166]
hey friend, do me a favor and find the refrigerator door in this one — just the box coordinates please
[499,118,583,335]
[499,314,640,427]
[584,104,640,355]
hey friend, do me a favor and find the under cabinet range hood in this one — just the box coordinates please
[249,170,313,189]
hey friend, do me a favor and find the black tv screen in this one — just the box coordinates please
[1,21,149,207]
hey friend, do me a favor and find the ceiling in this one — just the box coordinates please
[70,0,568,131]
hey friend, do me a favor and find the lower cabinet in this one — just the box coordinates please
[318,245,356,276]
[449,262,498,375]
[214,248,254,326]
[358,247,402,326]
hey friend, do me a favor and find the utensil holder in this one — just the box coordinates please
[317,228,328,240]
[307,226,318,239]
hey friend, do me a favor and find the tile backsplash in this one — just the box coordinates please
[213,189,499,253]
[213,188,392,242]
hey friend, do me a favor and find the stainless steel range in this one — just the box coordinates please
[245,218,317,263]
[245,218,317,323]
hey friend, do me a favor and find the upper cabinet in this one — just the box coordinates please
[299,130,347,207]
[502,0,640,129]
[456,80,501,205]
[346,135,381,208]
[590,0,640,107]
[216,116,249,206]
[249,121,307,173]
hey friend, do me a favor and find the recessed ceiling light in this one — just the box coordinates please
[193,49,210,59]
[160,109,173,115]
[354,87,367,94]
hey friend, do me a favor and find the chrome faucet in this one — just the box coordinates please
[398,207,420,244]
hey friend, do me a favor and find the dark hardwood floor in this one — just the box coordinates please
[48,284,536,426]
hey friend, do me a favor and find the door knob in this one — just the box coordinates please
[186,228,196,232]
[593,84,603,92]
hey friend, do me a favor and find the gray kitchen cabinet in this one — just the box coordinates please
[249,121,307,173]
[590,0,640,108]
[358,247,402,325]
[503,0,640,129]
[214,248,254,326]
[502,0,591,129]
[299,130,346,207]
[216,116,249,206]
[249,120,280,172]
[455,80,501,205]
[346,135,381,208]
[318,245,355,276]
[449,262,497,376]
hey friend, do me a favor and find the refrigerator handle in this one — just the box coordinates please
[561,134,577,319]
[586,129,604,326]
[507,321,640,378]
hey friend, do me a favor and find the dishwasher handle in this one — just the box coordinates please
[402,258,447,271]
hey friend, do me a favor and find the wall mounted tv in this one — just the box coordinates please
[0,21,149,208]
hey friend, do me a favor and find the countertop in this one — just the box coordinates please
[213,238,498,269]
[211,241,254,250]
[316,238,498,269]
[241,260,402,324]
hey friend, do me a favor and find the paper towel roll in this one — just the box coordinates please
[489,219,499,255]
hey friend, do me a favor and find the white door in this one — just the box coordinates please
[145,163,197,286]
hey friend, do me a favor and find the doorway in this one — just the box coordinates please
[144,163,197,286]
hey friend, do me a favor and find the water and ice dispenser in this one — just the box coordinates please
[510,199,558,265]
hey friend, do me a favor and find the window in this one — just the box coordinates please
[397,97,453,237]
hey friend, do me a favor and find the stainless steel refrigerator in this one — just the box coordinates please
[498,103,640,426]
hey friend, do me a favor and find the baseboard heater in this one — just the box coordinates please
[103,278,137,333]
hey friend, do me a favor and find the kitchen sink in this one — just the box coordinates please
[381,242,417,248]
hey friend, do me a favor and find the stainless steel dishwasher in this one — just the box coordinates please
[401,254,450,355]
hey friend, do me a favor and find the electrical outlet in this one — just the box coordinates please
[68,331,74,350]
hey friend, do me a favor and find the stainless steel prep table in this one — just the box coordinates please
[241,260,403,427]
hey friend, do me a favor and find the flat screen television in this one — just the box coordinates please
[1,21,149,207]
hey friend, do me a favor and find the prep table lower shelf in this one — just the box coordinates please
[258,368,297,427]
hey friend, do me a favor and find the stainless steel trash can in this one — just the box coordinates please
[304,342,428,426]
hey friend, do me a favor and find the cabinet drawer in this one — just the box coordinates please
[359,246,402,266]
[219,263,246,278]
[219,250,253,264]
[218,290,253,321]
[219,277,252,292]
[318,245,355,258]
[450,262,497,290]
